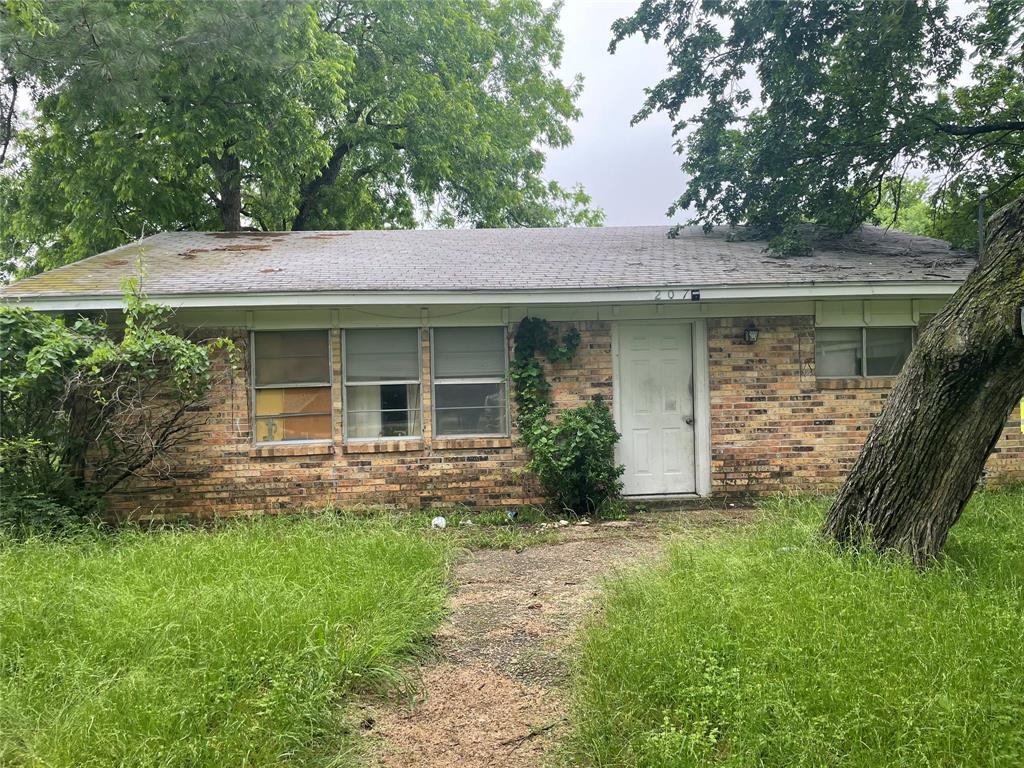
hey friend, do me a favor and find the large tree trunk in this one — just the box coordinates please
[822,195,1024,565]
[292,141,351,231]
[211,148,242,231]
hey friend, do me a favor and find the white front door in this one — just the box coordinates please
[617,322,696,495]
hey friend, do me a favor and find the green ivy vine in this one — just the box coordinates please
[509,317,623,515]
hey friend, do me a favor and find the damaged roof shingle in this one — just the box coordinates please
[1,225,974,299]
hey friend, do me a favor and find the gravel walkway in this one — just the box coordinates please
[362,509,754,767]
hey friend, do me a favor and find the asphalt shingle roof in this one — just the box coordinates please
[1,225,974,300]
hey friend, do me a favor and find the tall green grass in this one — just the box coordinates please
[0,516,449,767]
[567,487,1024,767]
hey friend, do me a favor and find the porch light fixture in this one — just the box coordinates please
[743,323,759,344]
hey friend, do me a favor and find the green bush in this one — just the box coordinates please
[0,282,233,532]
[526,395,623,516]
[510,317,623,515]
[0,516,450,767]
[0,437,81,532]
[567,487,1024,767]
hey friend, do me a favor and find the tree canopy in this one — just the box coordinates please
[614,0,1024,562]
[612,0,1023,254]
[0,0,601,277]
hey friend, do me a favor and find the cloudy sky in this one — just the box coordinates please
[549,0,978,227]
[545,0,682,226]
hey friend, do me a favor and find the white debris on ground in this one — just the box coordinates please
[538,519,572,530]
[431,516,447,529]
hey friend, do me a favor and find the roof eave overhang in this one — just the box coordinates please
[1,280,963,312]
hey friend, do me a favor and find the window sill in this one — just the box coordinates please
[344,439,425,454]
[432,436,514,450]
[249,442,335,458]
[816,376,898,391]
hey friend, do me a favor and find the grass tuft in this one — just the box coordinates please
[0,515,450,767]
[566,486,1024,767]
[325,504,566,550]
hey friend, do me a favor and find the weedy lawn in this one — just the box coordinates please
[566,486,1024,767]
[0,516,450,767]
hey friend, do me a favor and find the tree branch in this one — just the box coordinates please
[292,141,353,230]
[931,119,1024,136]
[0,75,18,165]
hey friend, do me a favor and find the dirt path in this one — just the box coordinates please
[362,510,754,768]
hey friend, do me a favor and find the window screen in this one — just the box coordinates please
[815,328,863,377]
[815,327,914,378]
[345,328,421,382]
[252,331,331,443]
[865,327,914,376]
[433,327,508,437]
[344,329,422,439]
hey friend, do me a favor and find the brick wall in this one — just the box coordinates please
[707,316,1024,494]
[105,314,1020,519]
[105,321,613,520]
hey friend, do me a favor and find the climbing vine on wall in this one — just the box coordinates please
[510,317,623,515]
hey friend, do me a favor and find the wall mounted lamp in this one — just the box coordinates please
[743,323,759,344]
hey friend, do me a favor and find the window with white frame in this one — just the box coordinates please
[252,330,332,443]
[432,326,508,437]
[815,327,914,377]
[344,328,422,439]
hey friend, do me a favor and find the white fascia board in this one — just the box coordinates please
[2,280,963,312]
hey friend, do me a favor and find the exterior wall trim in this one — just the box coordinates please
[6,281,962,311]
[693,319,712,496]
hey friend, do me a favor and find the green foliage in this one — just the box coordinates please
[510,317,622,515]
[866,175,1003,251]
[0,438,80,533]
[1,0,350,270]
[766,226,814,259]
[0,515,450,766]
[513,315,581,364]
[0,0,601,276]
[0,283,233,531]
[566,487,1024,766]
[871,178,937,237]
[534,397,623,516]
[613,0,1023,253]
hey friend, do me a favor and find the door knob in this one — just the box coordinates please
[684,415,694,426]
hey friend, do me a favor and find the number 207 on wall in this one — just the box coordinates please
[654,289,700,301]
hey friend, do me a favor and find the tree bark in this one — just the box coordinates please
[0,74,17,165]
[211,149,242,231]
[822,194,1024,565]
[932,120,1024,137]
[292,141,352,230]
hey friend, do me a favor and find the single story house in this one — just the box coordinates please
[2,226,1021,519]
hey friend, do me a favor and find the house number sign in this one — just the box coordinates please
[654,288,701,301]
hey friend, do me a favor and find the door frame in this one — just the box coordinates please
[611,318,712,496]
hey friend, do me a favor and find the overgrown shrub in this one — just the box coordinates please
[0,437,80,532]
[510,317,623,515]
[0,282,233,532]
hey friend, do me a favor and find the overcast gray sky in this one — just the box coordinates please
[545,0,682,226]
[548,0,977,227]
